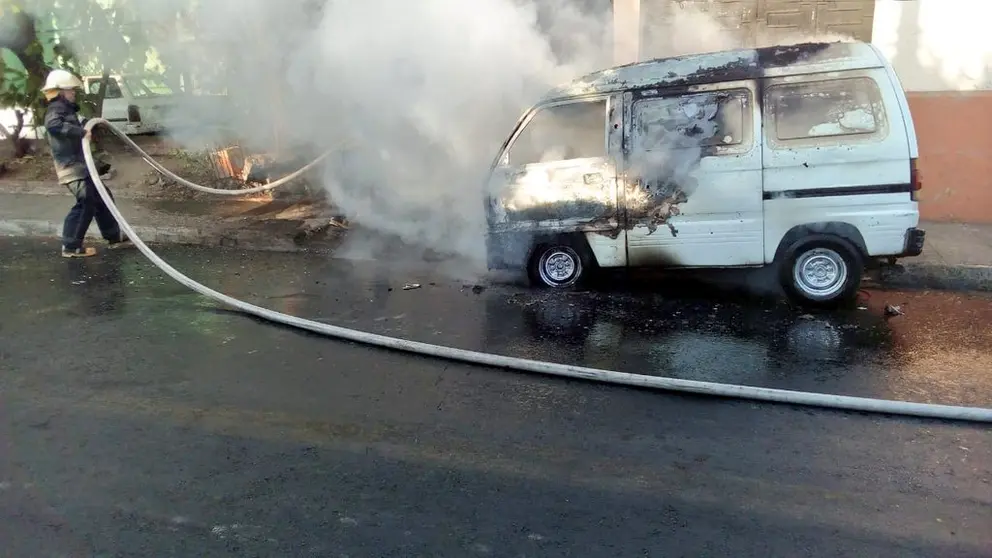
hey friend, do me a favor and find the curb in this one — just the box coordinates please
[876,263,992,292]
[0,218,343,254]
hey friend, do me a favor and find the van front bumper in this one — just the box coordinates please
[901,227,926,257]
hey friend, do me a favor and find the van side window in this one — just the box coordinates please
[768,78,882,141]
[508,99,607,166]
[631,90,750,153]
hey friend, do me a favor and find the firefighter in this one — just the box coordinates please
[42,69,131,257]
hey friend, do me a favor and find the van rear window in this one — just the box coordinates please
[768,78,882,141]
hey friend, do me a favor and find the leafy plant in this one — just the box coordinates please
[0,3,50,156]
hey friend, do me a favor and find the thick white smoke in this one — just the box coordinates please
[291,0,595,263]
[264,0,739,268]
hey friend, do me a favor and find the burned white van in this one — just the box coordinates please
[484,41,925,307]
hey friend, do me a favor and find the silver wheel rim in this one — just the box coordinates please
[793,247,848,299]
[538,246,581,286]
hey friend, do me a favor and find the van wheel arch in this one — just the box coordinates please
[773,222,868,264]
[527,233,597,289]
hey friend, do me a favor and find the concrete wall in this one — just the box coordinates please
[872,0,991,91]
[872,0,992,223]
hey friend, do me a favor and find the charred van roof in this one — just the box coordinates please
[542,41,886,102]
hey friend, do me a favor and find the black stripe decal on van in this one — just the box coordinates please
[763,183,913,200]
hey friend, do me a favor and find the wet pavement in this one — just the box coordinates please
[1,237,990,557]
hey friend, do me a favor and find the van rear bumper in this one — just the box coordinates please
[901,227,926,257]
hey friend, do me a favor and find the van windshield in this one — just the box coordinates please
[508,99,607,166]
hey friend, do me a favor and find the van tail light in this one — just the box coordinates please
[910,157,922,201]
[127,105,141,123]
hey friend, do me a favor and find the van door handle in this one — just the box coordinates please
[583,173,603,184]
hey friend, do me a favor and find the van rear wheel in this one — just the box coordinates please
[780,235,863,307]
[528,240,591,289]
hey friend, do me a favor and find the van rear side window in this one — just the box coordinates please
[768,77,883,141]
[509,99,607,166]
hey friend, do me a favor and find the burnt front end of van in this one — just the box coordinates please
[486,229,534,270]
[484,110,536,271]
[484,192,507,269]
[484,187,536,271]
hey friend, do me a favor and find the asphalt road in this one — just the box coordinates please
[1,237,990,557]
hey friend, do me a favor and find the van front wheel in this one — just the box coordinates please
[780,236,863,307]
[528,241,589,288]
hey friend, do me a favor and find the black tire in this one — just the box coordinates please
[779,234,863,308]
[527,238,593,289]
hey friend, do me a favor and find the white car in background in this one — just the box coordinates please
[83,74,228,137]
[0,75,175,140]
[0,73,226,144]
[82,74,178,135]
[1,73,228,142]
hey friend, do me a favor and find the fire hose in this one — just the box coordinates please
[82,117,992,424]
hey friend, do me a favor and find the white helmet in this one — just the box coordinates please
[41,69,83,92]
